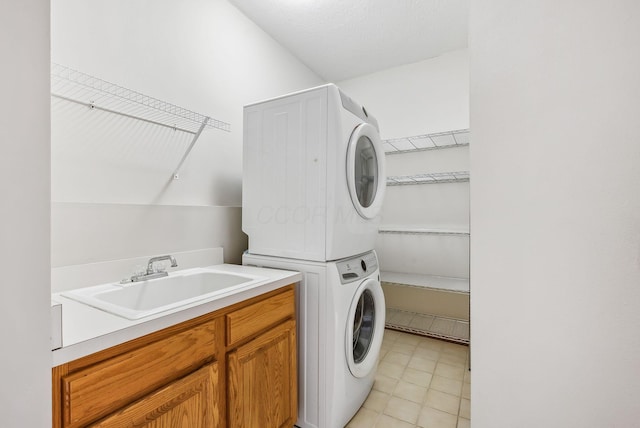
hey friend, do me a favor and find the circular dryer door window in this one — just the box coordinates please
[346,123,386,219]
[346,278,386,378]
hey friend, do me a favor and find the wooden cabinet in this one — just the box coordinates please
[228,320,297,428]
[52,284,296,428]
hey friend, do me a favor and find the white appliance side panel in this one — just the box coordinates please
[242,254,328,428]
[242,89,328,260]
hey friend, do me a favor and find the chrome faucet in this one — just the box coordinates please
[121,255,178,284]
[147,255,178,274]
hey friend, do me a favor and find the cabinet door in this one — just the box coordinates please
[90,362,220,428]
[228,319,297,428]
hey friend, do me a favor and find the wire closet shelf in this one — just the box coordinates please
[51,63,231,134]
[382,129,469,154]
[386,171,470,186]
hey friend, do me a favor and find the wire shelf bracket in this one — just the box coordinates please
[172,117,209,180]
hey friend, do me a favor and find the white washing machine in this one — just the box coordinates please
[242,84,386,262]
[243,250,386,428]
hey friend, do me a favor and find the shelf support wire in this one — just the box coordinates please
[172,116,209,180]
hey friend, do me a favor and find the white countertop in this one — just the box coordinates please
[51,264,301,367]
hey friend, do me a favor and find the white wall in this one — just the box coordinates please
[470,1,640,426]
[338,49,469,139]
[50,0,323,276]
[0,0,51,425]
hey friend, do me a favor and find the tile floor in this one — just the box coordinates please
[346,329,471,428]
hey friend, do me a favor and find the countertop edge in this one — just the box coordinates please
[52,264,302,367]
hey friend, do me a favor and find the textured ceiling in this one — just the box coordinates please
[228,0,469,82]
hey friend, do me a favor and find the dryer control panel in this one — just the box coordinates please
[338,89,380,131]
[336,251,379,284]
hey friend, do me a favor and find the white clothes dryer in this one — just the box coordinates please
[243,250,386,428]
[242,84,386,262]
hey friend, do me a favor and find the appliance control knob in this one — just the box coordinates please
[361,259,367,271]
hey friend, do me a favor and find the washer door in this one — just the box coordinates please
[346,277,386,378]
[346,123,386,219]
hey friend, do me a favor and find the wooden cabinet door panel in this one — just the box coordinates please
[228,319,297,428]
[90,362,220,428]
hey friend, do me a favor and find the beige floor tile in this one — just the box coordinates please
[395,332,423,346]
[382,335,397,345]
[408,355,437,374]
[375,414,415,428]
[362,390,391,413]
[434,362,465,381]
[346,407,379,428]
[440,342,468,356]
[459,398,471,419]
[457,417,471,428]
[402,367,433,387]
[383,329,403,341]
[417,336,445,349]
[377,361,406,379]
[383,396,421,424]
[461,382,471,399]
[378,347,389,361]
[438,352,467,367]
[374,373,399,394]
[424,389,460,415]
[383,351,411,367]
[416,406,457,428]
[413,346,441,362]
[430,375,463,397]
[391,342,418,356]
[370,333,471,427]
[393,379,428,403]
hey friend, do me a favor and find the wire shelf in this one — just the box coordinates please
[383,129,469,154]
[385,308,469,345]
[379,226,469,236]
[51,63,231,134]
[386,171,469,186]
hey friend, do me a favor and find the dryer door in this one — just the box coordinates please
[346,123,386,219]
[345,277,386,378]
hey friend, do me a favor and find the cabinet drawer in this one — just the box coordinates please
[226,288,295,347]
[62,318,218,428]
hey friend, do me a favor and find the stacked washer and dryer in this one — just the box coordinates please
[242,84,387,428]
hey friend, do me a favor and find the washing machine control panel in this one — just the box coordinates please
[336,251,379,284]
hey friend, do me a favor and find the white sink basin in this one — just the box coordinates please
[62,268,267,320]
